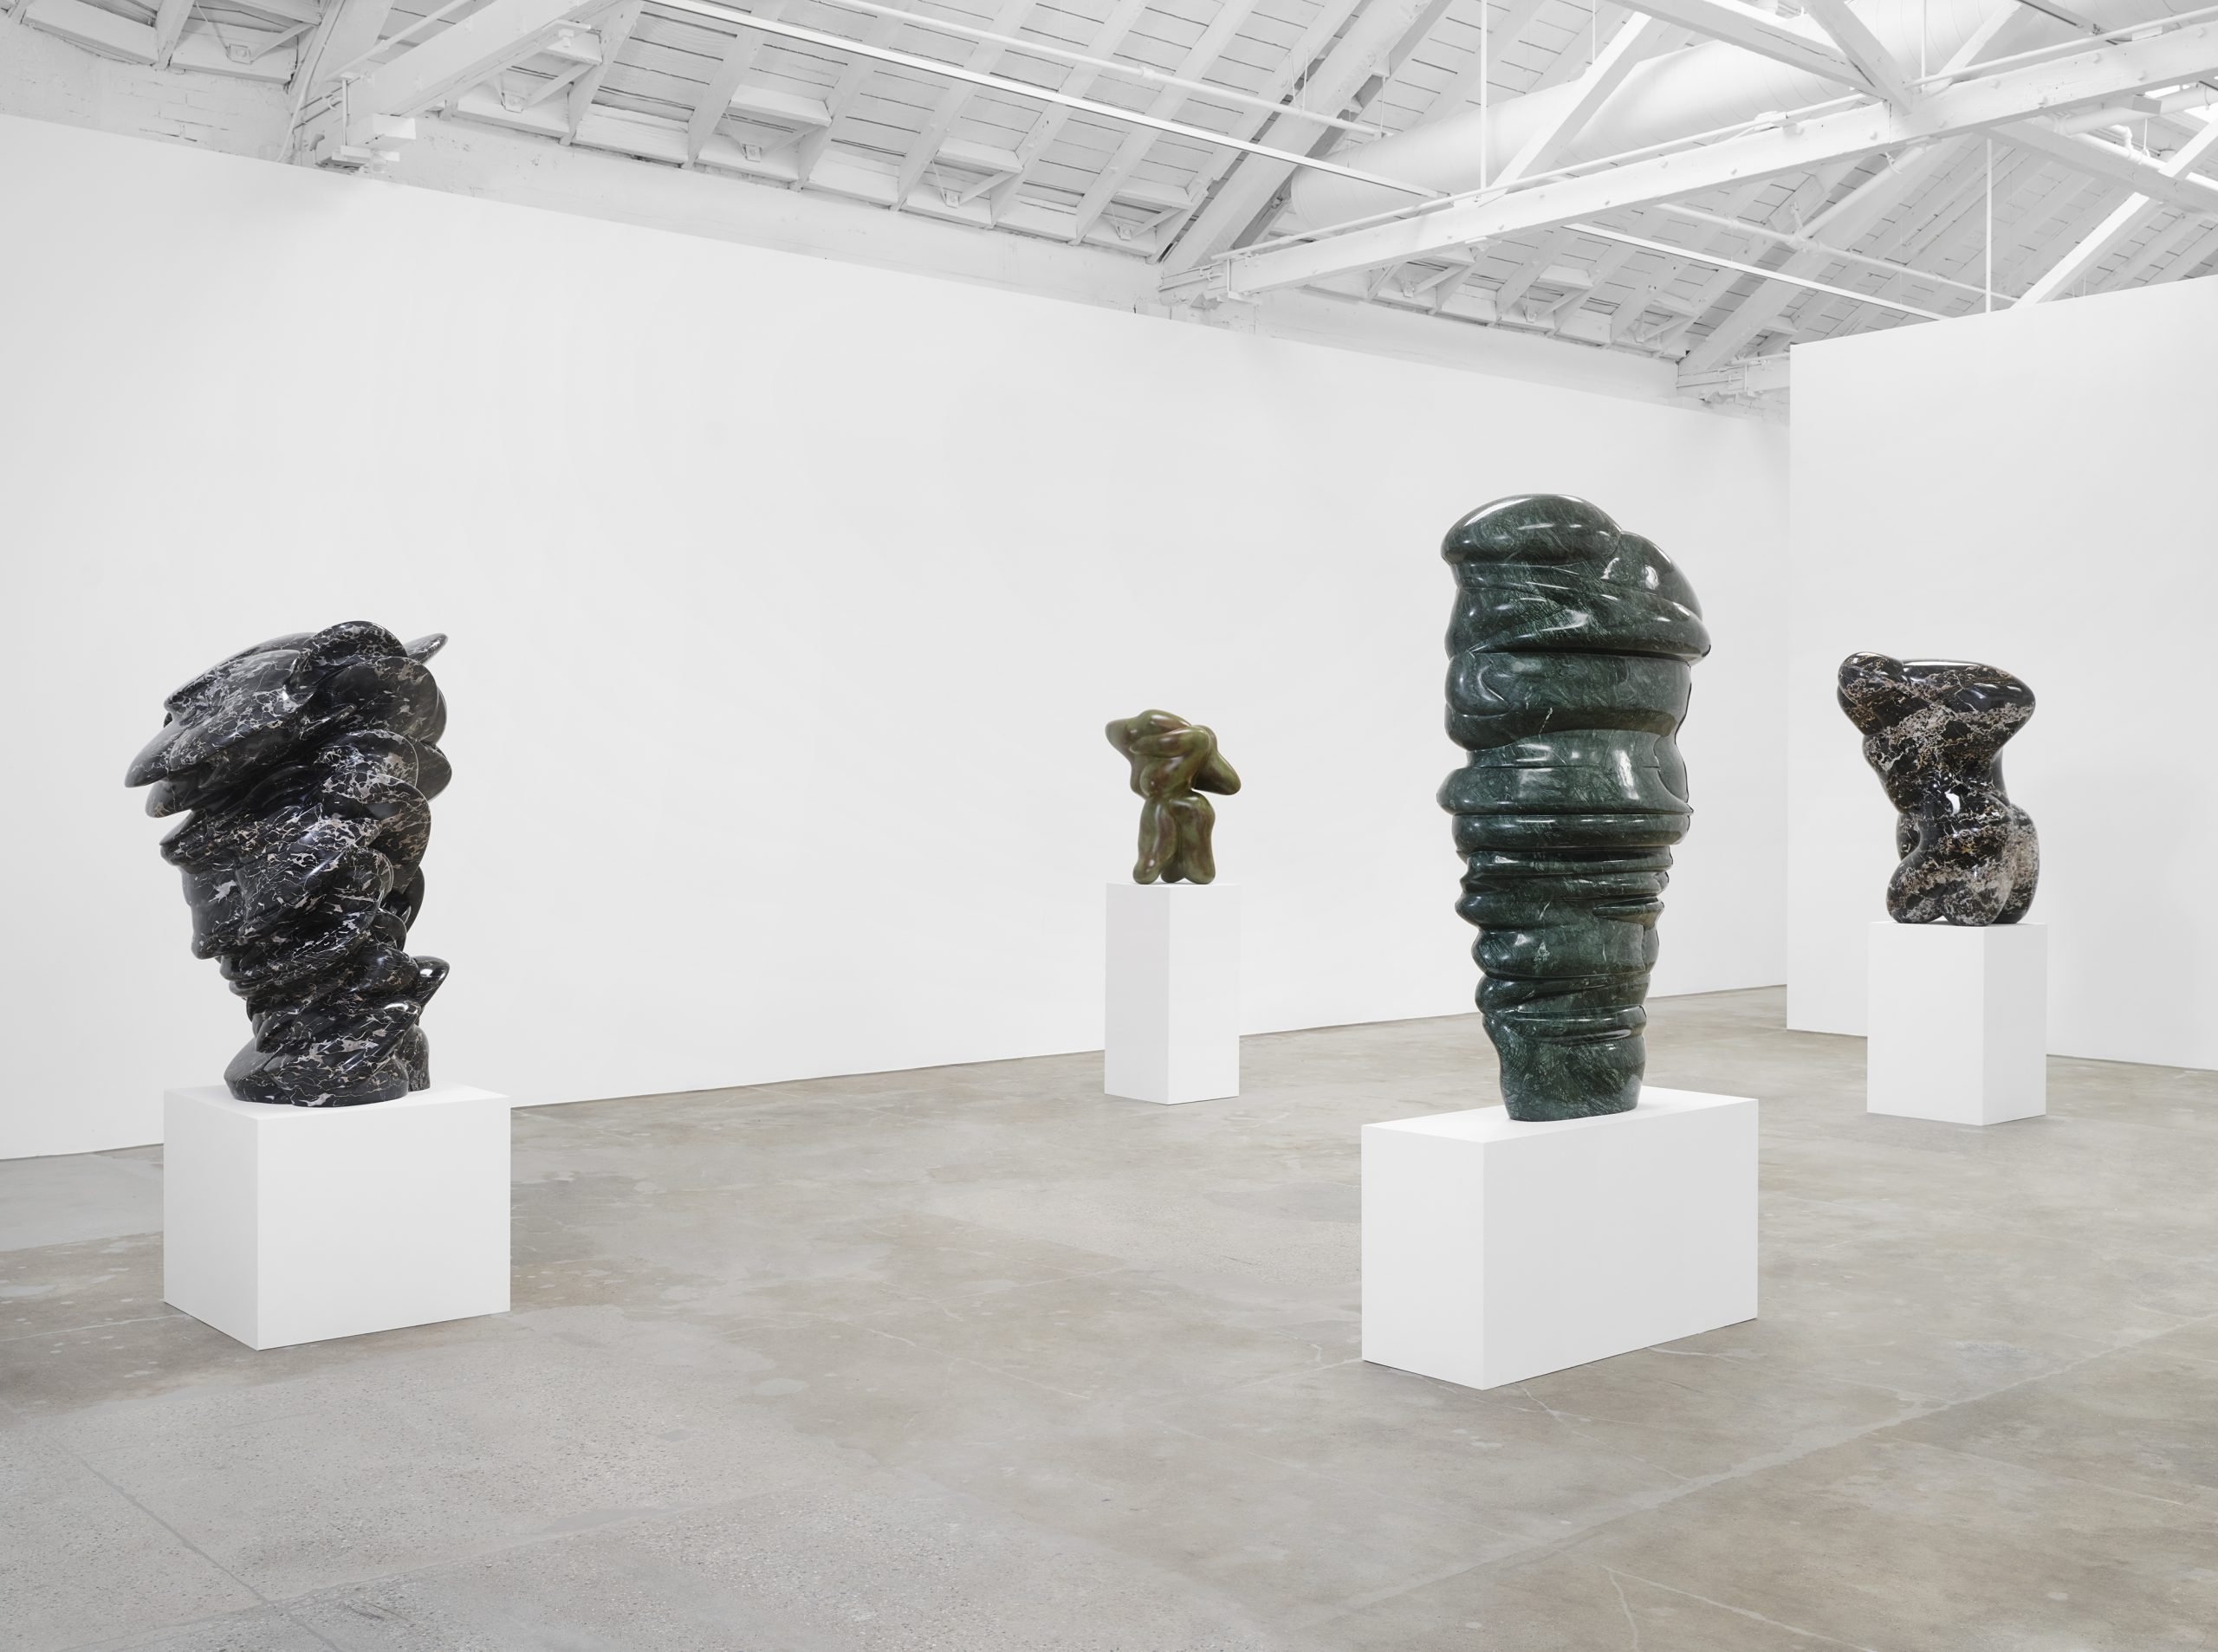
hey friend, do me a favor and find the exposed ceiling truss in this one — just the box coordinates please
[17,0,2218,393]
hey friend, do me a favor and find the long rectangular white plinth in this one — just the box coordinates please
[1867,921,2046,1125]
[1362,1088,1757,1390]
[1104,881,1238,1105]
[164,1083,511,1350]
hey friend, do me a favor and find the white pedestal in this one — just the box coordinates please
[1866,921,2046,1125]
[1361,1088,1758,1390]
[163,1083,511,1350]
[1104,881,1238,1105]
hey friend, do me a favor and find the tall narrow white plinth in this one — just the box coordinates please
[1104,881,1238,1105]
[164,1084,511,1350]
[1362,1088,1757,1390]
[1867,921,2046,1125]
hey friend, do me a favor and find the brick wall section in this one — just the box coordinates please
[0,16,289,157]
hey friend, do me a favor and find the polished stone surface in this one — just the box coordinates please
[1106,709,1240,885]
[9,989,2218,1649]
[126,624,452,1106]
[1838,651,2040,925]
[1440,496,1710,1119]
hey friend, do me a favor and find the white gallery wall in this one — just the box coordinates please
[1789,277,2218,1068]
[0,113,1788,1160]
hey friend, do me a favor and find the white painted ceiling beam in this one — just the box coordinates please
[886,0,1034,206]
[1577,218,1949,314]
[2100,206,2201,284]
[1799,0,1916,104]
[1609,0,2048,357]
[350,0,614,126]
[1141,0,1373,248]
[1542,230,1644,327]
[1517,4,1634,98]
[2017,114,2218,298]
[1155,0,1454,276]
[565,0,641,137]
[2152,217,2218,277]
[151,0,194,67]
[1411,0,1556,126]
[1599,161,1858,346]
[1647,261,1748,352]
[1612,0,1864,87]
[1067,0,1265,242]
[684,0,788,165]
[1601,175,1774,343]
[1493,13,1673,186]
[1639,140,1974,366]
[21,0,155,61]
[792,8,912,187]
[1654,198,1995,295]
[977,0,1157,220]
[228,0,320,25]
[633,0,1445,216]
[1206,18,2218,296]
[1678,353,1791,396]
[1491,224,1579,312]
[1247,0,1466,278]
[26,0,308,73]
[297,0,395,89]
[174,26,303,79]
[1983,165,2107,288]
[805,0,1392,137]
[1763,141,1997,340]
[1999,119,2218,220]
[439,81,1165,249]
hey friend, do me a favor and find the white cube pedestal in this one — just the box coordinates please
[1867,921,2046,1125]
[164,1083,511,1350]
[1104,881,1238,1105]
[1362,1088,1757,1390]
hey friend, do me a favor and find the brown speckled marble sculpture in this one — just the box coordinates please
[1838,651,2039,925]
[1106,710,1239,884]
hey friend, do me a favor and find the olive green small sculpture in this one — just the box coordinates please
[1106,711,1240,884]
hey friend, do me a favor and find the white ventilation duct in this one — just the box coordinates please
[1287,0,2202,230]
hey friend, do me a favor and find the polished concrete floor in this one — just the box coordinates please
[6,988,2218,1651]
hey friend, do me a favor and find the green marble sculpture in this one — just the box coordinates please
[1440,496,1710,1120]
[1106,710,1240,884]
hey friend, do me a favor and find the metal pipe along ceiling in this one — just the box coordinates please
[1286,0,2208,230]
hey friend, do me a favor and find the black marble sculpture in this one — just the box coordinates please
[1106,710,1240,884]
[126,623,452,1106]
[1837,652,2038,925]
[1440,496,1709,1121]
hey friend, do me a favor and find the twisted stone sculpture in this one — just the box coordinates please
[1106,710,1240,884]
[1837,652,2038,925]
[1440,496,1709,1121]
[126,623,452,1106]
